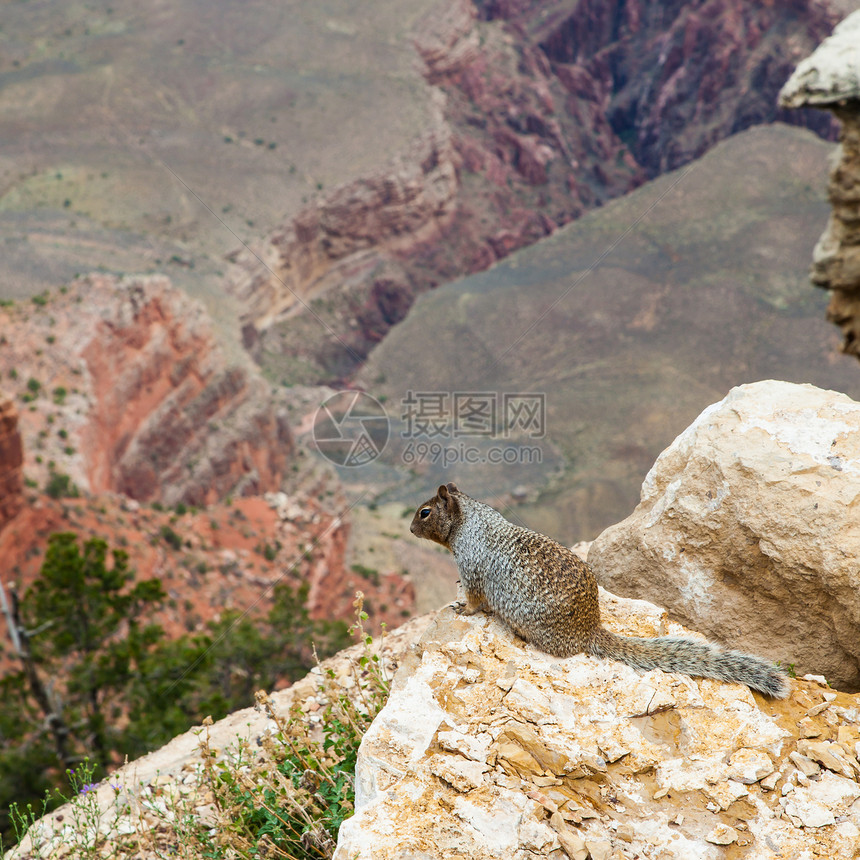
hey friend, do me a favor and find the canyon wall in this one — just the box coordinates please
[485,0,839,175]
[0,274,292,505]
[230,0,841,384]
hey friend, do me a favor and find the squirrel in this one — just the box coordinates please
[410,483,789,698]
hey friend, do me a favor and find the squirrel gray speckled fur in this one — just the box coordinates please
[410,483,789,698]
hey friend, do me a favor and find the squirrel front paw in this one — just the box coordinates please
[454,600,490,617]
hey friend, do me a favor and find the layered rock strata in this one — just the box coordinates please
[231,0,839,384]
[780,10,860,359]
[0,274,292,505]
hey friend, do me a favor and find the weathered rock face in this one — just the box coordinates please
[231,0,839,384]
[0,274,293,505]
[486,0,840,177]
[228,113,460,335]
[0,395,24,532]
[588,381,860,692]
[780,11,860,360]
[336,600,860,859]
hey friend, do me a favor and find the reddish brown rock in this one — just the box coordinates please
[481,0,840,175]
[0,274,293,505]
[0,395,24,532]
[0,486,416,680]
[228,117,460,333]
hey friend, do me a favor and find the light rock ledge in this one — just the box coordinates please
[335,598,860,859]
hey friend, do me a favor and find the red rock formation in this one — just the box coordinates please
[0,395,24,533]
[0,274,293,505]
[478,0,840,175]
[229,0,839,384]
[228,120,459,332]
[0,487,414,679]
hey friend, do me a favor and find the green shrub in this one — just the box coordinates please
[161,597,387,858]
[44,470,79,499]
[159,524,183,550]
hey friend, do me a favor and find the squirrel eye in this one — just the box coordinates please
[419,507,431,518]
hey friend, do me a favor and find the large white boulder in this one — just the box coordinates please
[588,380,860,691]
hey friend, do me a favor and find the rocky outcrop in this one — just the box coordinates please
[0,274,292,505]
[780,11,860,360]
[336,600,860,859]
[12,598,860,860]
[228,113,460,334]
[588,381,860,692]
[0,395,24,532]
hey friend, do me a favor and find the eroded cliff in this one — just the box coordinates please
[0,274,292,505]
[231,0,841,384]
[780,10,860,360]
[0,395,23,533]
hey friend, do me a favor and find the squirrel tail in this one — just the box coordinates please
[590,628,790,699]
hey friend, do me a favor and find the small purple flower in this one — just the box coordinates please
[79,782,99,795]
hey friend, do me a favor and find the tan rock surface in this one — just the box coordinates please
[335,597,860,859]
[588,380,860,691]
[780,11,860,359]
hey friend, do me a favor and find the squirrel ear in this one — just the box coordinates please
[437,484,449,500]
[446,482,460,494]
